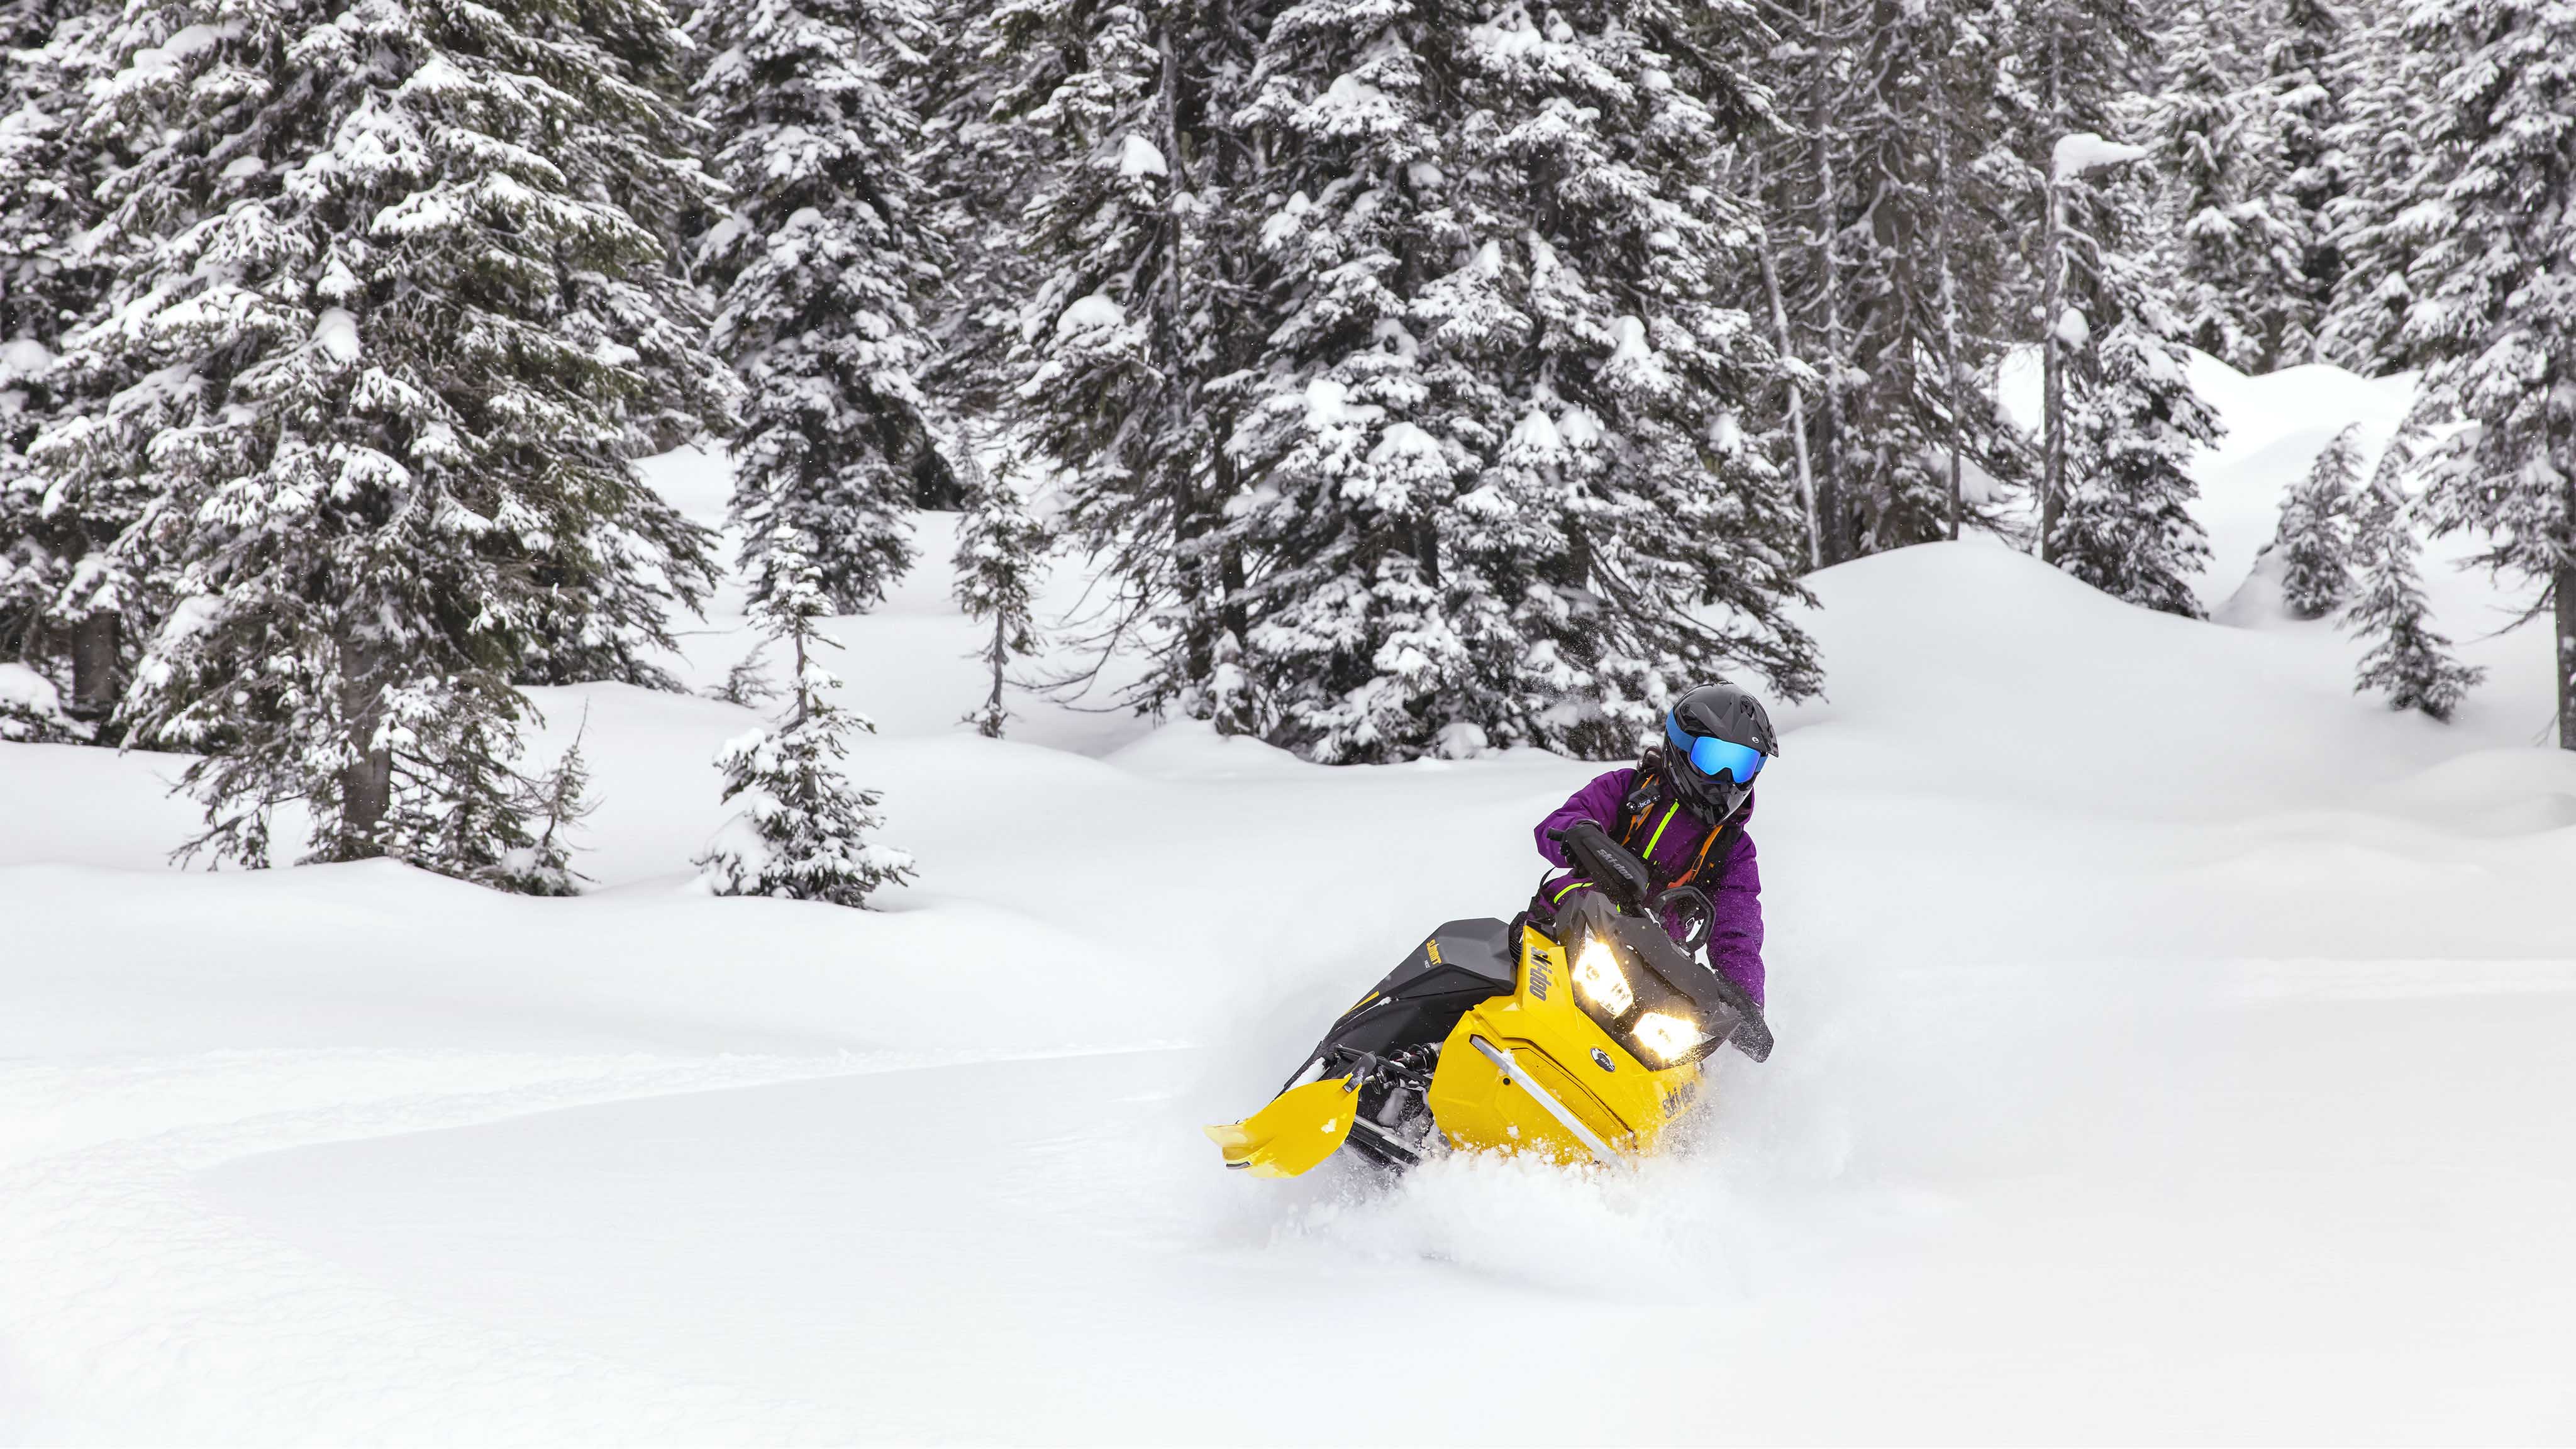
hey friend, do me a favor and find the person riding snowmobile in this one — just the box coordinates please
[1533,682,1775,1006]
[1199,680,1781,1177]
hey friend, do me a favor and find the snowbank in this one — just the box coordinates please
[4,362,2575,1441]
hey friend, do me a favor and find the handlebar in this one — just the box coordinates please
[1548,823,1716,952]
[1655,884,1716,953]
[1545,820,1652,911]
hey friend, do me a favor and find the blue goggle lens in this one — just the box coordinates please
[1667,714,1767,784]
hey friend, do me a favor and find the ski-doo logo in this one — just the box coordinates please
[1528,960,1552,999]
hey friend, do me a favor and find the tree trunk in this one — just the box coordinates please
[1157,25,1220,697]
[69,611,119,722]
[1757,158,1823,572]
[338,638,391,853]
[1933,57,1965,544]
[1807,13,1852,565]
[985,611,1007,736]
[2558,562,2576,750]
[2037,19,2069,564]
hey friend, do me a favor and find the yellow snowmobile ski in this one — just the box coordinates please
[1202,1074,1360,1176]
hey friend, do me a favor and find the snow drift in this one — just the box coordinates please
[2,361,2573,1443]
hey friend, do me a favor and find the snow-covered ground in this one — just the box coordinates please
[6,364,2575,1443]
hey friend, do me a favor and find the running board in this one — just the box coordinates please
[1469,1035,1631,1169]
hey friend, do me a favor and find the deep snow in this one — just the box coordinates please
[4,361,2574,1443]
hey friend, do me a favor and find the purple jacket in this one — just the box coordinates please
[1534,769,1767,1006]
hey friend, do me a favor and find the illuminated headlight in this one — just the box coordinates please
[1572,936,1633,1015]
[1631,1011,1707,1064]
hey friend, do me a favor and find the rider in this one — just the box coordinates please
[1534,682,1775,1006]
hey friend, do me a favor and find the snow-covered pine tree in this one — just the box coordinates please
[2051,157,2223,616]
[2345,459,2479,720]
[500,708,597,896]
[2150,1,2299,374]
[912,0,1062,426]
[2273,422,2358,618]
[42,0,731,871]
[698,526,912,906]
[1998,0,2158,560]
[0,0,125,724]
[1755,0,2029,559]
[2317,0,2427,373]
[951,444,1049,738]
[2400,0,2576,745]
[1927,0,2040,544]
[979,0,1252,729]
[1756,0,1860,565]
[692,0,944,621]
[2258,0,2352,365]
[1207,0,1817,762]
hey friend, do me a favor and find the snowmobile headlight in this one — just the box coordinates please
[1630,1011,1707,1065]
[1572,936,1633,1015]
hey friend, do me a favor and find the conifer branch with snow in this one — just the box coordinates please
[705,645,782,709]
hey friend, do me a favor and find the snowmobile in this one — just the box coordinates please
[1204,821,1772,1176]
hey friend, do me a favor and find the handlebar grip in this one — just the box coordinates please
[1655,884,1717,953]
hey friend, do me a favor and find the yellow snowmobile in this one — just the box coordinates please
[1205,821,1772,1176]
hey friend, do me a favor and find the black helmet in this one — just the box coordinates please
[1660,682,1776,821]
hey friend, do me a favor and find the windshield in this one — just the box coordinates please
[1562,893,1772,1065]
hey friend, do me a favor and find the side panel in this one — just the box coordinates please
[1424,923,1702,1163]
[1314,918,1516,1062]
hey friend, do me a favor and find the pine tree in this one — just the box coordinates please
[1999,0,2159,560]
[2259,0,2353,365]
[2319,1,2427,373]
[2345,459,2479,720]
[2273,423,2358,618]
[698,526,913,906]
[1760,0,1861,564]
[500,708,596,896]
[1762,0,2031,558]
[2400,0,2576,745]
[43,0,731,869]
[2150,2,2299,373]
[2018,55,2226,616]
[976,0,1250,729]
[0,0,126,723]
[2053,230,2223,616]
[692,0,943,621]
[951,443,1050,738]
[1191,0,1818,761]
[913,0,1063,428]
